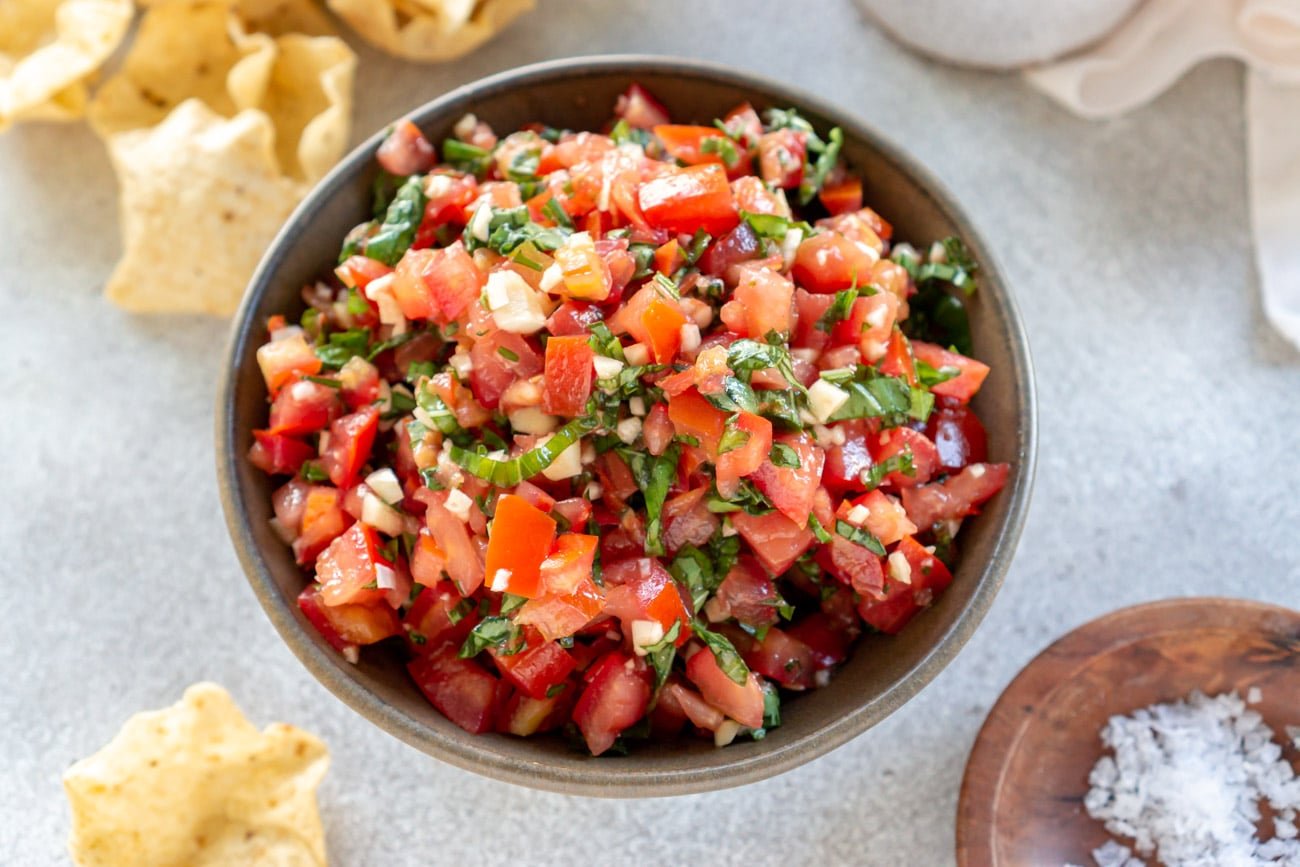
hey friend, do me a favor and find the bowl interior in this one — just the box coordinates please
[219,56,1036,796]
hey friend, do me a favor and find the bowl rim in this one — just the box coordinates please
[216,53,1038,797]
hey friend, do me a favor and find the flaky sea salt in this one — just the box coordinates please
[1081,691,1300,867]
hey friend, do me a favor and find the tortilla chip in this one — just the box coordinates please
[103,100,306,314]
[88,0,355,313]
[0,0,132,130]
[326,0,534,62]
[64,682,329,867]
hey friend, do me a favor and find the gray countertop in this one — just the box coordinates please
[4,1,1298,864]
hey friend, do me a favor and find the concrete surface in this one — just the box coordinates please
[2,1,1298,865]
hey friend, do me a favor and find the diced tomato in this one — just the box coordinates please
[469,331,543,409]
[642,402,674,456]
[572,651,652,755]
[731,175,787,217]
[335,255,393,291]
[409,531,446,585]
[744,626,815,689]
[715,412,772,498]
[638,164,739,236]
[727,265,793,338]
[900,463,1010,531]
[515,576,605,641]
[911,341,990,404]
[858,535,955,633]
[879,328,918,385]
[823,419,875,495]
[337,356,381,409]
[665,683,725,732]
[685,646,764,728]
[791,232,879,293]
[489,629,577,699]
[667,388,726,454]
[720,102,764,147]
[271,478,310,537]
[641,294,687,363]
[925,402,988,474]
[392,242,484,323]
[602,558,693,643]
[820,177,863,215]
[818,533,886,599]
[249,430,315,476]
[421,171,479,228]
[541,335,594,416]
[614,83,670,128]
[869,426,939,488]
[791,288,833,351]
[376,119,436,175]
[847,489,917,547]
[708,556,779,628]
[484,494,557,598]
[750,432,825,528]
[551,497,592,529]
[268,379,340,436]
[319,406,379,488]
[661,487,719,554]
[499,685,575,737]
[408,645,500,734]
[552,234,612,301]
[315,523,392,607]
[546,301,603,337]
[653,124,733,167]
[653,239,684,276]
[757,129,806,189]
[698,221,761,279]
[831,292,898,363]
[731,510,815,575]
[539,533,598,595]
[298,584,400,652]
[421,489,485,595]
[403,581,477,651]
[786,612,854,669]
[257,330,321,396]
[293,485,350,564]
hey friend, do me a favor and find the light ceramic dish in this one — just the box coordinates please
[217,54,1037,797]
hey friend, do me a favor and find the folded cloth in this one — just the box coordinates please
[1026,0,1300,349]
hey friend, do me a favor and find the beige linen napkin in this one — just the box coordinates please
[1026,0,1300,349]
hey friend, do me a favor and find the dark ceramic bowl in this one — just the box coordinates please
[217,55,1037,797]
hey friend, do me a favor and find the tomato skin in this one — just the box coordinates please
[268,379,340,436]
[541,335,594,417]
[744,626,816,689]
[926,402,988,474]
[489,630,577,699]
[315,523,393,607]
[846,490,917,547]
[392,242,484,323]
[685,646,765,728]
[730,510,815,575]
[823,419,875,495]
[638,164,739,236]
[791,232,879,293]
[869,426,940,489]
[665,682,725,732]
[376,119,436,176]
[320,406,379,488]
[820,177,863,215]
[545,301,602,337]
[900,462,1010,531]
[602,558,693,644]
[786,612,855,670]
[614,83,670,128]
[661,487,719,554]
[727,264,794,338]
[573,651,653,755]
[249,430,315,476]
[818,534,886,599]
[667,388,727,455]
[335,255,393,292]
[642,402,674,456]
[257,330,321,396]
[715,412,772,498]
[469,331,542,409]
[653,124,731,167]
[731,175,787,217]
[698,221,761,277]
[757,129,806,189]
[293,486,351,564]
[515,576,605,642]
[709,556,779,628]
[420,488,485,596]
[858,535,955,634]
[484,494,557,598]
[911,341,990,404]
[408,645,500,734]
[538,533,598,595]
[749,432,825,528]
[298,584,399,648]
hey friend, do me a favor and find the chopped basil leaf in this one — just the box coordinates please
[799,126,843,205]
[546,683,567,698]
[763,107,818,139]
[707,530,742,578]
[441,139,492,177]
[506,146,541,183]
[407,629,427,645]
[684,228,712,266]
[406,360,436,383]
[761,682,781,729]
[717,422,751,456]
[835,519,886,556]
[757,389,804,431]
[382,387,416,421]
[338,220,376,263]
[807,512,832,543]
[467,206,570,257]
[365,175,427,265]
[499,593,528,615]
[458,616,523,658]
[915,359,959,388]
[905,283,974,357]
[365,330,415,361]
[638,445,680,557]
[817,289,859,332]
[303,375,341,388]
[706,479,772,515]
[692,620,751,685]
[415,382,464,436]
[609,119,651,148]
[740,211,812,243]
[768,442,800,469]
[628,242,657,280]
[418,466,443,490]
[862,449,916,490]
[651,271,679,300]
[345,288,371,318]
[643,620,682,691]
[704,376,760,414]
[669,545,721,613]
[699,135,740,168]
[314,329,370,369]
[449,416,596,486]
[497,346,520,362]
[726,337,807,395]
[299,461,329,483]
[826,368,932,425]
[543,197,574,229]
[919,236,979,295]
[370,169,402,218]
[445,598,474,625]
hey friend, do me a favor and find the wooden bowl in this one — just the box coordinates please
[216,55,1037,796]
[957,597,1300,865]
